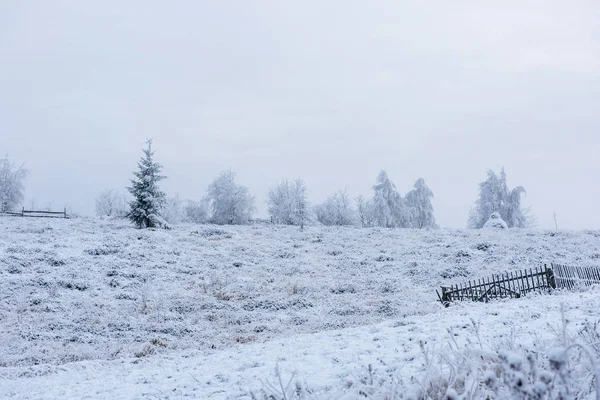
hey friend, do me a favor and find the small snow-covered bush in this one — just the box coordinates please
[483,212,509,230]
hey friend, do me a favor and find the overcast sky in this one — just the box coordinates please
[1,1,599,229]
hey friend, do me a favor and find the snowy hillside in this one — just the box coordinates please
[1,218,599,398]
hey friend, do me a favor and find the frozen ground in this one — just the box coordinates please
[0,218,599,398]
[1,291,599,399]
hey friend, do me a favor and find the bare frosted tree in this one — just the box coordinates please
[95,189,128,218]
[356,195,376,227]
[267,179,310,227]
[161,195,185,225]
[0,156,29,213]
[293,179,309,230]
[207,170,255,225]
[315,189,356,226]
[183,198,209,224]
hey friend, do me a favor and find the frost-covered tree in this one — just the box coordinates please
[183,199,209,224]
[161,195,185,225]
[127,140,168,229]
[315,189,356,226]
[207,170,255,225]
[405,178,437,229]
[95,189,128,218]
[267,179,310,226]
[372,170,407,228]
[293,180,310,230]
[468,167,531,229]
[0,156,29,213]
[356,195,376,228]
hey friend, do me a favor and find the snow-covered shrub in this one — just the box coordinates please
[483,212,509,229]
[314,189,356,226]
[322,310,600,399]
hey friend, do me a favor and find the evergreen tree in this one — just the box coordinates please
[127,140,167,228]
[405,178,437,228]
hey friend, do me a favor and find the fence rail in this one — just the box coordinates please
[0,208,68,219]
[437,263,600,306]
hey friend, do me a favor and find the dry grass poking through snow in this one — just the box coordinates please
[0,217,598,367]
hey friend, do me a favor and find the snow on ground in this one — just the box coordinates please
[1,290,599,399]
[0,218,599,398]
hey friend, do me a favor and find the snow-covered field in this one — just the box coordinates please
[1,218,599,399]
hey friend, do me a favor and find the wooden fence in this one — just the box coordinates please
[553,263,600,290]
[0,208,68,219]
[437,263,600,306]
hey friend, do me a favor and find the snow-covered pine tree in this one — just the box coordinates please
[127,140,167,229]
[372,170,406,228]
[405,178,437,229]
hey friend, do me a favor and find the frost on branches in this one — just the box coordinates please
[315,189,356,226]
[469,168,533,229]
[372,170,406,228]
[95,189,128,218]
[127,140,168,229]
[0,156,29,213]
[366,171,436,229]
[267,179,310,227]
[405,178,437,229]
[207,170,255,225]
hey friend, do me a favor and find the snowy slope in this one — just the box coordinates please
[0,218,599,398]
[1,290,599,399]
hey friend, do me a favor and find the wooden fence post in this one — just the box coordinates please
[546,264,556,289]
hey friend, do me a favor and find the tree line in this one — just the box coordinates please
[0,142,533,229]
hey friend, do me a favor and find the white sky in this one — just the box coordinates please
[1,1,599,229]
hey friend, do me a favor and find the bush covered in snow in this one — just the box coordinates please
[483,212,509,229]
